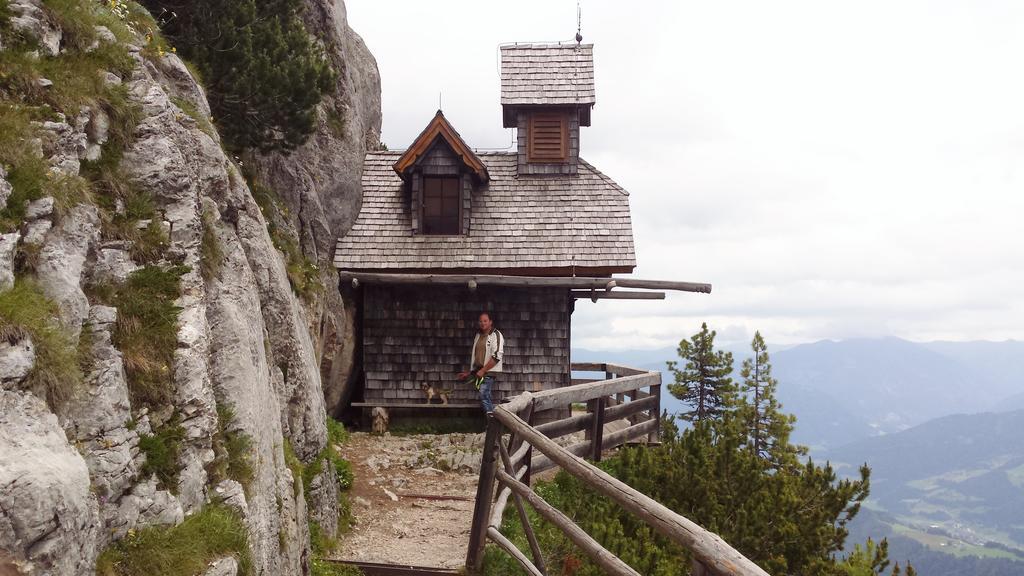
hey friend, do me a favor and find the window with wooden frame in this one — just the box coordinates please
[528,112,568,163]
[421,176,461,235]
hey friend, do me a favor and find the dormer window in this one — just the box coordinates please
[528,112,568,163]
[392,111,489,236]
[422,176,460,235]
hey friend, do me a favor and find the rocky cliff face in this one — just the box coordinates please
[251,0,381,417]
[0,0,378,574]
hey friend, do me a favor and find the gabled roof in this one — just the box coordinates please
[334,152,636,274]
[392,110,489,184]
[500,43,596,107]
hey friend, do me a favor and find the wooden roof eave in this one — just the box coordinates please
[392,111,489,184]
[338,271,711,295]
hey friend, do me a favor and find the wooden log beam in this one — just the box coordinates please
[536,411,592,439]
[467,417,502,571]
[570,362,607,372]
[603,395,659,423]
[487,527,545,576]
[493,408,770,576]
[338,271,711,293]
[499,441,547,573]
[490,463,528,528]
[495,469,642,576]
[570,290,666,300]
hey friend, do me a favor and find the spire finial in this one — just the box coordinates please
[576,0,583,44]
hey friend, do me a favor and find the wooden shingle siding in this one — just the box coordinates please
[334,151,634,271]
[500,44,596,107]
[362,285,571,406]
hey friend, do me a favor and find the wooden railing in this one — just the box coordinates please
[465,363,769,576]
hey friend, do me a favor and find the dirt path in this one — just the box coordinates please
[331,432,485,569]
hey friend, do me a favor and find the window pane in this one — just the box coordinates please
[422,177,460,235]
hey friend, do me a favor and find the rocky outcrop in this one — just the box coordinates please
[253,0,381,416]
[0,0,378,572]
[0,390,99,575]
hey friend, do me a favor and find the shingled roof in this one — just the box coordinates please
[500,43,595,107]
[333,152,635,274]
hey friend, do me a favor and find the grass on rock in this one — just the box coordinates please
[95,504,252,576]
[0,280,83,409]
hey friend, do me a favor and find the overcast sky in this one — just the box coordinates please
[345,1,1024,350]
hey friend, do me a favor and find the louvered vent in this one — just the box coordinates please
[528,112,568,162]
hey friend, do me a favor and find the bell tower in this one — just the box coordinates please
[500,43,595,176]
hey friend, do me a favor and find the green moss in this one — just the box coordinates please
[88,265,186,409]
[200,206,223,281]
[0,280,83,409]
[170,96,215,137]
[208,405,254,491]
[95,504,252,576]
[283,438,304,497]
[327,417,349,445]
[138,421,184,492]
[310,558,363,576]
[324,105,346,138]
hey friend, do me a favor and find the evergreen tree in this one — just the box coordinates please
[737,331,804,467]
[142,0,335,151]
[667,323,736,423]
[839,538,916,576]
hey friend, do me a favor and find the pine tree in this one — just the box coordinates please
[737,331,804,467]
[142,0,335,151]
[667,323,735,422]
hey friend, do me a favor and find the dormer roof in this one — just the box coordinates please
[392,110,489,184]
[500,43,595,129]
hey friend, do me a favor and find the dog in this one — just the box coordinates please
[371,406,389,434]
[420,383,451,405]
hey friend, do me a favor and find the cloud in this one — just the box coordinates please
[346,0,1024,348]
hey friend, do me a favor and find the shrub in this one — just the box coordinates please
[140,0,334,151]
[95,504,252,576]
[0,280,83,409]
[138,420,184,492]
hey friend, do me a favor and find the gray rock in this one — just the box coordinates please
[91,248,138,284]
[212,480,249,517]
[203,556,239,576]
[84,107,111,162]
[25,196,54,220]
[37,119,86,176]
[0,232,20,291]
[252,0,381,418]
[22,219,52,246]
[0,166,12,211]
[0,389,99,575]
[36,77,54,89]
[34,204,99,339]
[102,70,122,87]
[8,0,61,57]
[0,336,34,385]
[107,477,183,540]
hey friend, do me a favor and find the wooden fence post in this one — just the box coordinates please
[589,396,606,461]
[466,416,502,571]
[650,382,662,443]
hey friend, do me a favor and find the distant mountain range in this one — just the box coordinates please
[574,337,1024,451]
[574,337,1024,572]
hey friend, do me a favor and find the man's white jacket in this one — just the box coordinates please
[470,329,504,373]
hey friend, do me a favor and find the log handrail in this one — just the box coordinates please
[467,364,768,576]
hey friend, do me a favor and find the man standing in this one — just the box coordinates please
[458,312,504,414]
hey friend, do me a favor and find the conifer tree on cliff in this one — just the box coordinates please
[737,331,804,467]
[141,0,335,151]
[667,322,735,422]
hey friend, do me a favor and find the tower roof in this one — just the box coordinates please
[500,43,595,107]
